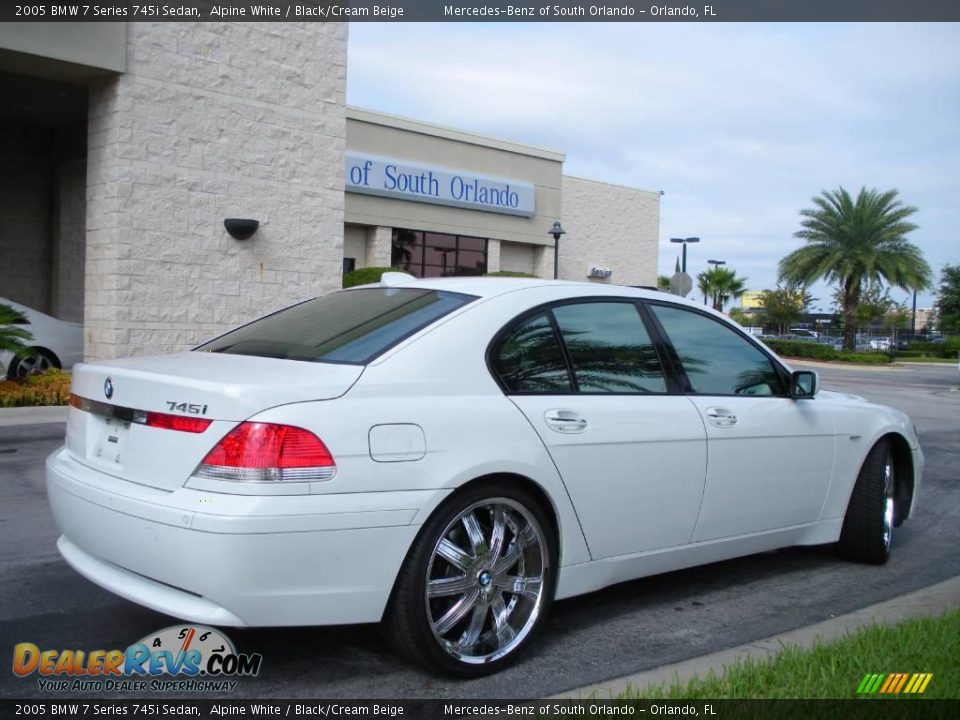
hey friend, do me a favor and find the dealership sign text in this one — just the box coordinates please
[346,152,535,217]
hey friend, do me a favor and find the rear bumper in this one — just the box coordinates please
[46,447,444,626]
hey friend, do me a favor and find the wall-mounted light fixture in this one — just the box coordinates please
[224,218,259,240]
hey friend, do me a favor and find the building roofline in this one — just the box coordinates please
[563,174,661,197]
[346,106,566,163]
[346,275,683,303]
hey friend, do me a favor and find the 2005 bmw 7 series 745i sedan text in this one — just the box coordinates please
[46,275,923,676]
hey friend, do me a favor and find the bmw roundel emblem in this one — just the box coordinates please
[104,377,114,400]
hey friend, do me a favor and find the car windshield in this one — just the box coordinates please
[197,288,475,365]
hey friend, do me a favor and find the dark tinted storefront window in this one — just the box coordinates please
[392,229,489,278]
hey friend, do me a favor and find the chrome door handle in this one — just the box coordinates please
[705,407,738,428]
[544,410,588,434]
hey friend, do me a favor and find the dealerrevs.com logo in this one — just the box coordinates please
[13,625,262,693]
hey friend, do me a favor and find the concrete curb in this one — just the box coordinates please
[552,575,960,699]
[786,359,903,371]
[0,405,68,427]
[788,359,958,371]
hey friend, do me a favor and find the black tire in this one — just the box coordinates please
[382,480,557,677]
[837,439,896,565]
[7,349,59,379]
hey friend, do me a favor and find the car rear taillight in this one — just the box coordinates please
[192,422,336,483]
[142,412,211,433]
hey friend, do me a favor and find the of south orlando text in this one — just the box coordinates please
[444,5,712,17]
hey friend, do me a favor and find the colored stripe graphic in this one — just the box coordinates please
[857,672,933,694]
[893,673,909,693]
[879,674,895,693]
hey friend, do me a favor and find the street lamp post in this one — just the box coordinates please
[911,288,917,336]
[548,222,567,280]
[670,237,700,273]
[705,258,725,306]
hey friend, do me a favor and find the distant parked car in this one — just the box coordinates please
[869,338,893,351]
[0,298,83,379]
[788,328,819,339]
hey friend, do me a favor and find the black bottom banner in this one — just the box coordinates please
[2,700,959,720]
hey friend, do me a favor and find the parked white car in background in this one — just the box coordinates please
[0,298,83,379]
[46,275,923,676]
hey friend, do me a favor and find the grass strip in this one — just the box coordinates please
[617,609,959,699]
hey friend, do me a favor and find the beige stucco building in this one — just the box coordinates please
[1,22,660,362]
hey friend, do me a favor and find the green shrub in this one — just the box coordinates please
[764,340,892,364]
[902,340,960,358]
[0,303,33,354]
[836,352,892,364]
[342,267,404,289]
[763,339,838,361]
[0,369,72,407]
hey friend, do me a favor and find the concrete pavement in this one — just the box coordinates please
[0,405,67,427]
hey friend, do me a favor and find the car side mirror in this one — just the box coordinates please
[790,370,818,399]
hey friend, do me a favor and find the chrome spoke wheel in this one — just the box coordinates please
[425,498,548,665]
[15,352,50,378]
[882,453,895,551]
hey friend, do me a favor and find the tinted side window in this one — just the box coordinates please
[651,305,785,396]
[552,302,667,394]
[492,313,572,393]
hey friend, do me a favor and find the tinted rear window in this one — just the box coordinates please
[197,288,475,365]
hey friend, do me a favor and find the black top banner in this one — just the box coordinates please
[4,1,960,22]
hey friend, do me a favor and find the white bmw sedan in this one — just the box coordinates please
[47,275,923,676]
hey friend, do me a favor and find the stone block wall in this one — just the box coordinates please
[560,176,660,286]
[84,22,348,360]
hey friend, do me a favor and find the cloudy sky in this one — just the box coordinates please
[347,23,959,309]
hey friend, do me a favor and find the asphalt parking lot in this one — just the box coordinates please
[1,363,957,699]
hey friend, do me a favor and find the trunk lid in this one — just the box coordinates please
[65,352,362,491]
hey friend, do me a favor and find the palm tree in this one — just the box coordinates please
[697,266,748,311]
[1,303,32,357]
[696,272,711,305]
[779,187,931,351]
